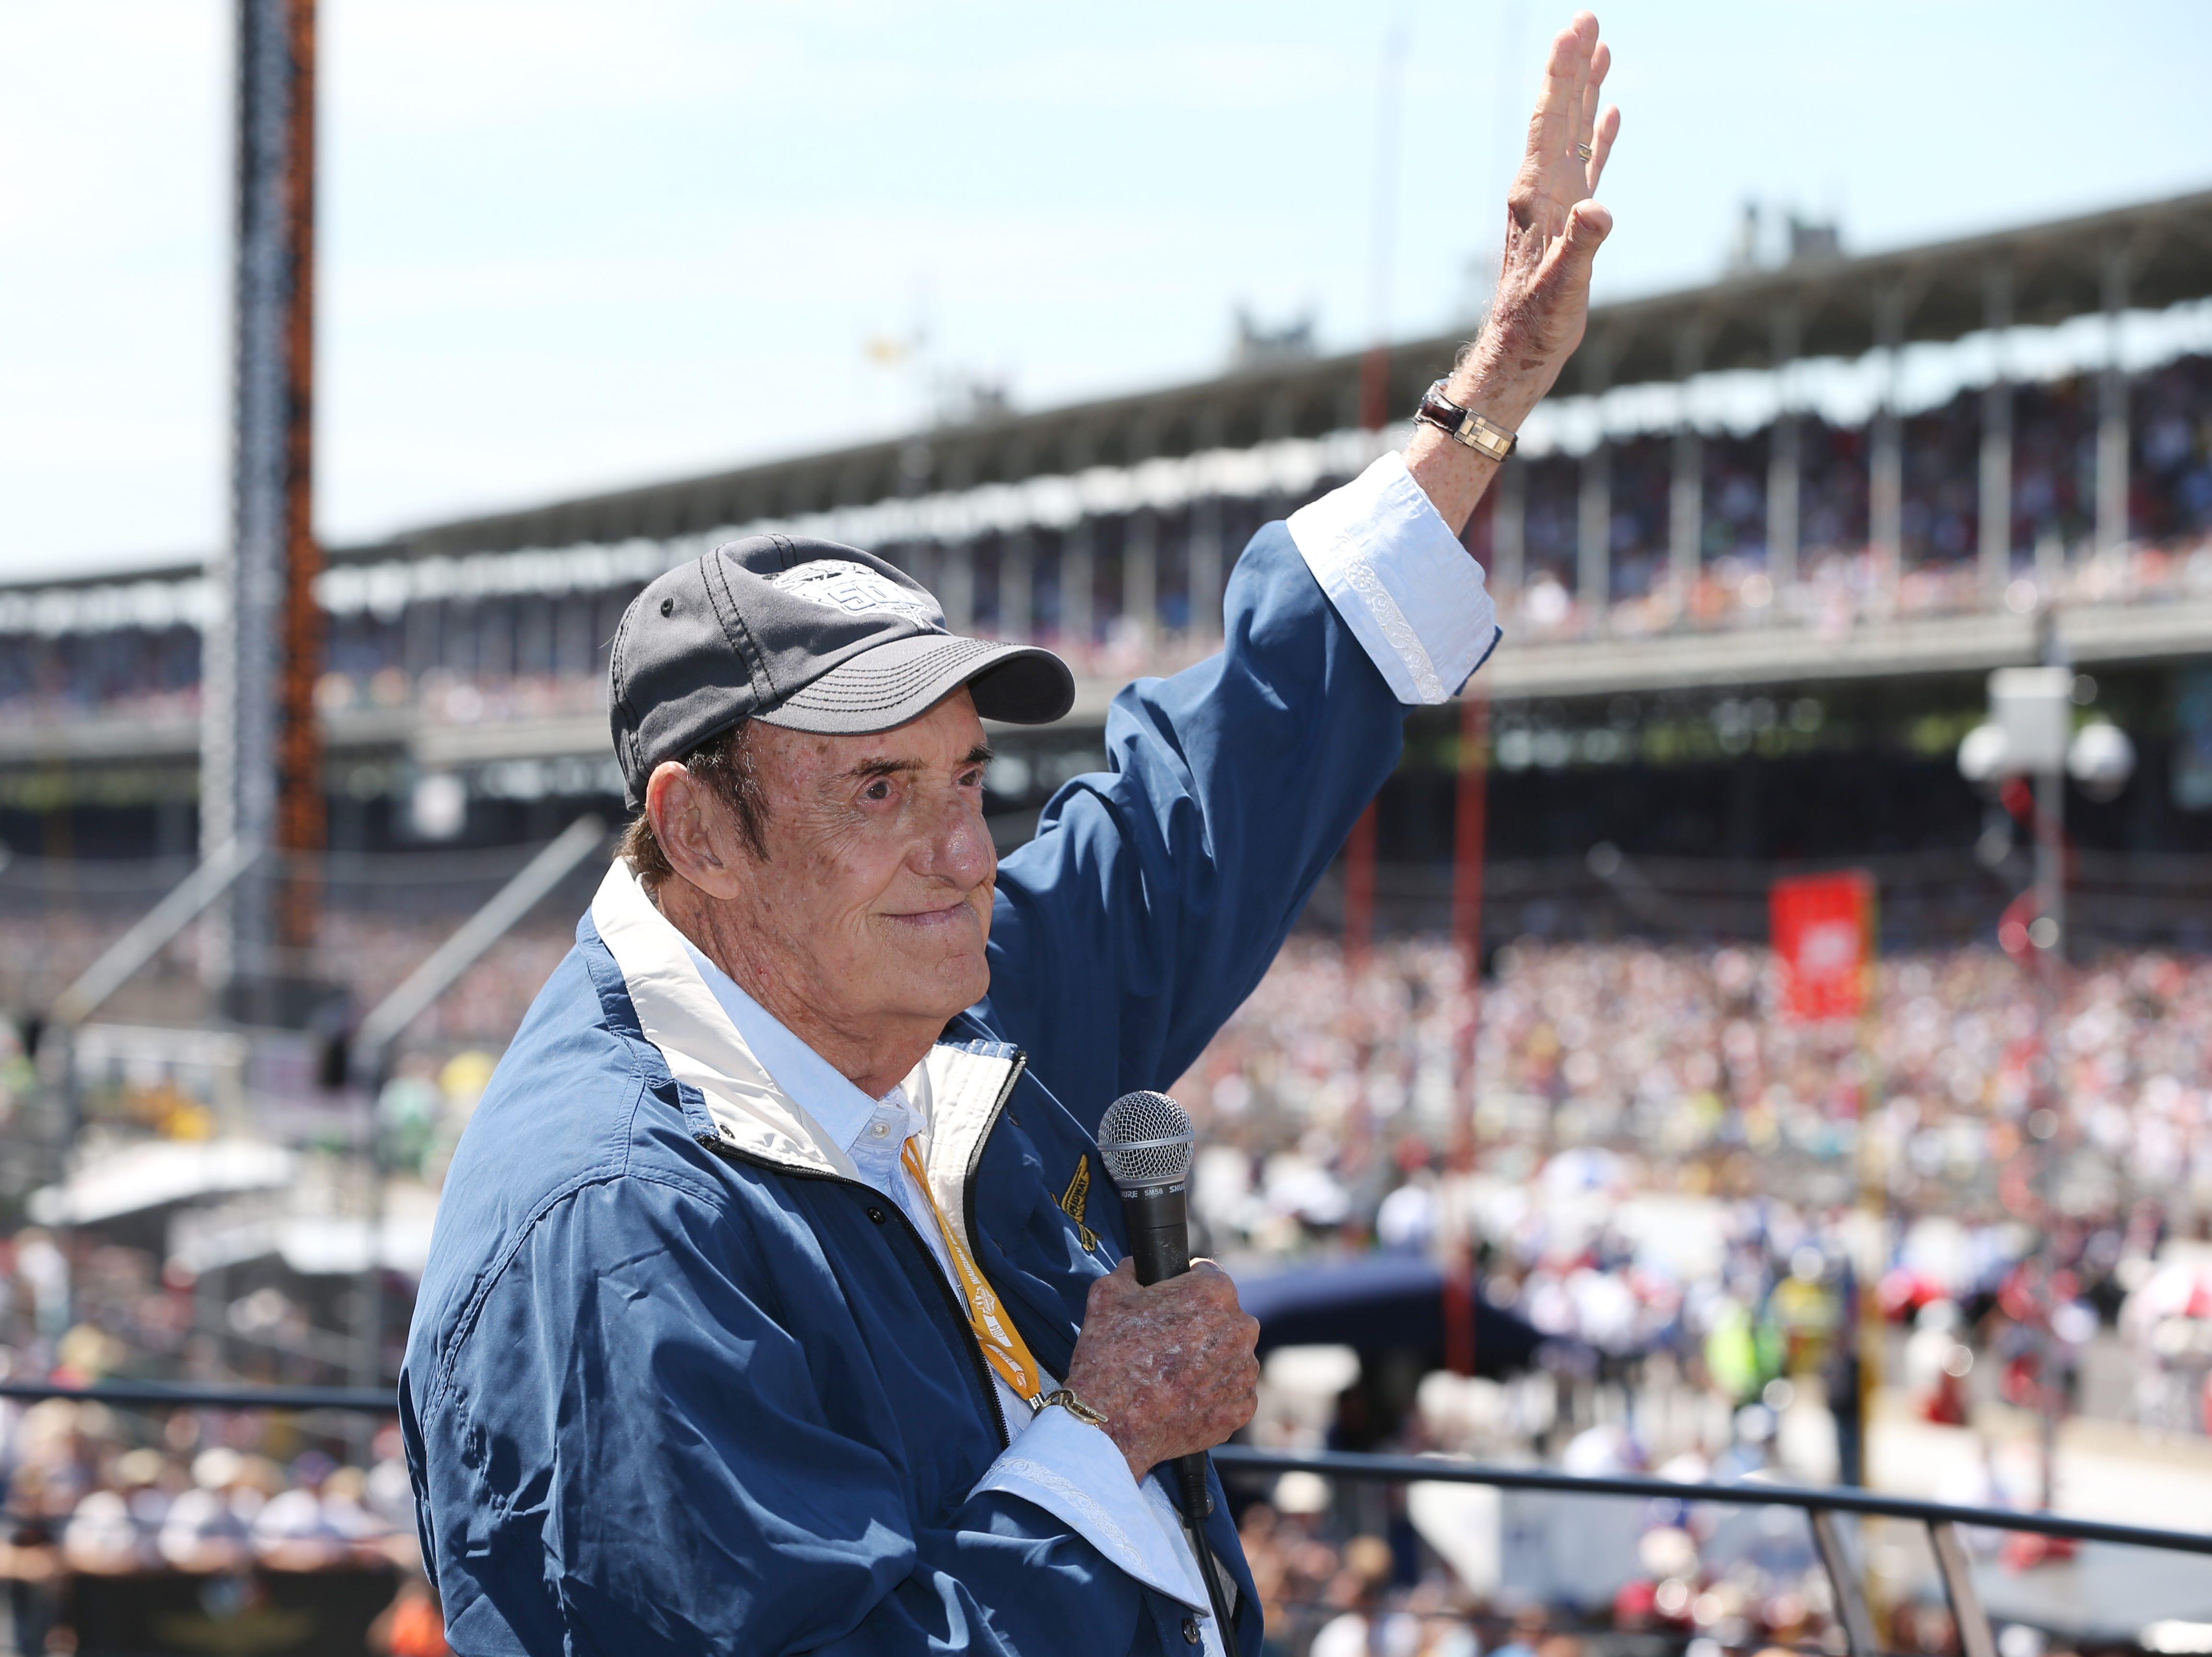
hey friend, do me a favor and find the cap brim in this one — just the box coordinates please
[753,633,1076,735]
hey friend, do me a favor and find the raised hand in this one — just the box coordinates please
[1499,10,1618,367]
[1407,11,1620,532]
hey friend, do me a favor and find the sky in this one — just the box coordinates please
[4,0,2212,581]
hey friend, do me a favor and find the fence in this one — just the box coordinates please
[1213,1444,2212,1657]
[2,1382,2206,1657]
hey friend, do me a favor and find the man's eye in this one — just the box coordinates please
[959,770,984,789]
[863,780,892,802]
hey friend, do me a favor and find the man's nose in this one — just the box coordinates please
[918,791,995,888]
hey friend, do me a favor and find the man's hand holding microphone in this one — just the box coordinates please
[1062,1091,1260,1488]
[1064,1089,1257,1652]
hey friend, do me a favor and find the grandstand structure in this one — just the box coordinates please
[11,186,2212,877]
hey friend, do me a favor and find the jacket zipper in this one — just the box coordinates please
[696,1134,1012,1450]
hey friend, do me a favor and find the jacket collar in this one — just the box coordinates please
[591,859,857,1178]
[589,861,1021,1247]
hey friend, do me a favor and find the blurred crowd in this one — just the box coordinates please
[9,927,2212,1417]
[8,919,2212,1650]
[0,1397,442,1655]
[1176,936,2212,1443]
[4,1406,416,1576]
[1179,935,2212,1249]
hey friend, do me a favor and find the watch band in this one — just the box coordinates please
[1041,1388,1110,1428]
[1415,378,1518,462]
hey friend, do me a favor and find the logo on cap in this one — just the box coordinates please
[772,560,941,628]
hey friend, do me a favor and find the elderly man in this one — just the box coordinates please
[400,15,1619,1655]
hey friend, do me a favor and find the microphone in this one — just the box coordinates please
[1097,1088,1198,1291]
[1097,1089,1242,1656]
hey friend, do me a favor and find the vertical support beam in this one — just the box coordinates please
[1000,530,1033,642]
[1809,1510,1878,1657]
[1768,303,1801,589]
[1450,692,1490,978]
[1450,689,1489,1149]
[1360,348,1394,437]
[2096,246,2131,558]
[1492,462,1525,603]
[2037,521,2065,593]
[1869,284,1906,615]
[908,543,941,607]
[405,592,435,682]
[1187,496,1223,641]
[1669,323,1705,595]
[273,0,322,961]
[2036,762,2066,966]
[205,0,320,993]
[1980,260,2015,605]
[1578,442,1611,616]
[1123,508,1158,641]
[1929,1522,1998,1657]
[1060,523,1094,655]
[940,539,974,635]
[1442,682,1489,1381]
[1577,343,1613,618]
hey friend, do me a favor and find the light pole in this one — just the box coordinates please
[1957,666,2134,1509]
[1958,668,2136,956]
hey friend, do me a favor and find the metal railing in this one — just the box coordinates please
[0,1379,397,1414]
[10,1383,2208,1657]
[1211,1445,2212,1657]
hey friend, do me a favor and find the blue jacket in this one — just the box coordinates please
[401,523,1415,1654]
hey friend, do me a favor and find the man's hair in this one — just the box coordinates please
[617,721,769,889]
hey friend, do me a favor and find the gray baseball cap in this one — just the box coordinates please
[608,533,1074,806]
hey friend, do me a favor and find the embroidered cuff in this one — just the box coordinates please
[971,1406,1209,1613]
[1287,451,1501,704]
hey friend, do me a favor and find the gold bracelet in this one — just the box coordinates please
[1414,377,1519,463]
[1041,1388,1109,1428]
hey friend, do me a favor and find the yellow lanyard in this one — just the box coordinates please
[899,1139,1046,1407]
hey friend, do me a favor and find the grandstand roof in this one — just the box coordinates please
[337,185,2212,564]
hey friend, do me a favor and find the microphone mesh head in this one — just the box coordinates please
[1096,1090,1194,1190]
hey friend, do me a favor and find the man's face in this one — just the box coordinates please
[700,691,998,1046]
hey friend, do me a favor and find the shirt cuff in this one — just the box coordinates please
[970,1406,1210,1613]
[1286,450,1501,704]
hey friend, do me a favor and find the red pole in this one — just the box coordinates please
[1450,688,1489,1135]
[1443,690,1488,1376]
[1359,345,1394,435]
[1443,1262,1477,1377]
[1344,333,1392,977]
[274,0,324,955]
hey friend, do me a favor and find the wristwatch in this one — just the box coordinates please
[1041,1388,1110,1428]
[1414,378,1518,462]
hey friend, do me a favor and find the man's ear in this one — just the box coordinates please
[645,761,748,899]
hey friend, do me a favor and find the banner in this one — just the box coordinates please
[1770,871,1875,1022]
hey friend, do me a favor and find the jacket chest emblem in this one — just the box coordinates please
[1058,1156,1099,1252]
